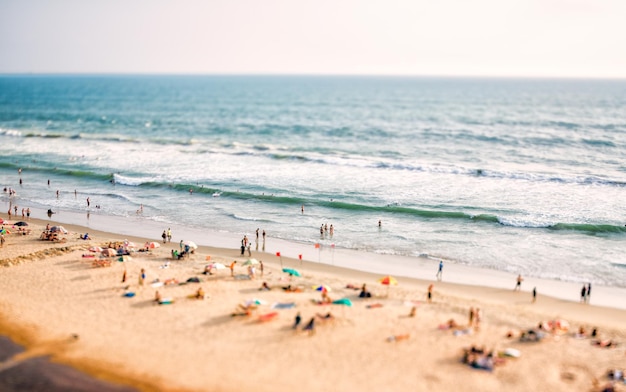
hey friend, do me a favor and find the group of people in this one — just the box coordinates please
[292,311,334,336]
[161,228,172,243]
[319,223,334,237]
[5,205,31,221]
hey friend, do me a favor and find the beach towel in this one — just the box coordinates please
[271,302,296,309]
[258,312,278,322]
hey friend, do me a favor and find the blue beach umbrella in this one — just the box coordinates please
[313,284,331,292]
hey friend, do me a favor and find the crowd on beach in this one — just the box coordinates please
[1,169,625,391]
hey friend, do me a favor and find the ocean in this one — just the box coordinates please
[1,75,625,288]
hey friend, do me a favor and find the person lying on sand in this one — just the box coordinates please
[316,312,334,322]
[231,303,256,317]
[259,282,271,291]
[519,329,546,342]
[593,339,618,348]
[387,334,410,342]
[462,347,505,371]
[282,285,302,293]
[438,319,459,330]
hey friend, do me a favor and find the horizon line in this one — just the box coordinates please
[1,72,625,81]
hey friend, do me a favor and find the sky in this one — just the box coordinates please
[1,0,625,78]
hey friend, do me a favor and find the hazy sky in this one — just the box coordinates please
[1,0,625,78]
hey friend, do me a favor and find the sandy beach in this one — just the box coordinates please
[1,215,625,392]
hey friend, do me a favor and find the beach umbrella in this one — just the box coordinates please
[145,241,160,249]
[14,221,28,226]
[332,298,353,307]
[101,248,117,257]
[50,226,68,234]
[379,275,398,297]
[282,268,301,277]
[378,276,398,286]
[313,284,331,293]
[88,246,103,253]
[184,241,198,249]
[243,258,259,266]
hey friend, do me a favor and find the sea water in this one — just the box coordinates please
[1,75,625,288]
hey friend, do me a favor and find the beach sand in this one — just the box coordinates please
[1,216,625,392]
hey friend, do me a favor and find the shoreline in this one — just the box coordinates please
[1,214,625,391]
[4,206,626,311]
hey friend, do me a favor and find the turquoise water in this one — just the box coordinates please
[1,75,625,287]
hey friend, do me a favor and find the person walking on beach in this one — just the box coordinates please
[162,230,167,243]
[293,312,302,329]
[468,307,475,327]
[230,261,237,277]
[167,228,172,243]
[139,268,146,286]
[514,274,523,291]
[532,287,537,303]
[580,285,587,303]
[240,239,245,256]
[246,242,252,257]
[436,261,443,281]
[303,317,315,336]
[586,283,591,303]
[86,197,90,208]
[259,260,264,277]
[0,233,5,248]
[427,284,434,303]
